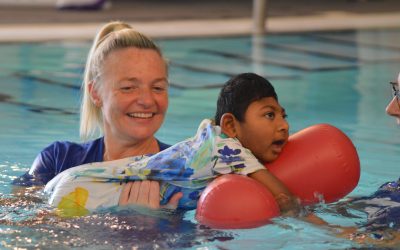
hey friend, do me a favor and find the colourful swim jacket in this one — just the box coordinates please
[44,119,266,215]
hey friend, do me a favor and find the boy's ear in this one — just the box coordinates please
[88,81,102,107]
[220,113,238,138]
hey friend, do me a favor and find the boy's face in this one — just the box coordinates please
[235,97,289,163]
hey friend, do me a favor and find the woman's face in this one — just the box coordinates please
[93,47,168,144]
[386,75,400,125]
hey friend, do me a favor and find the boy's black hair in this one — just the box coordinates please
[214,73,277,125]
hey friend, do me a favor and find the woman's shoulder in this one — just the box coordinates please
[41,137,102,156]
[13,138,105,186]
[157,139,171,151]
[49,137,103,149]
[41,137,104,169]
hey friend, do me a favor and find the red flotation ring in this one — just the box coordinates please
[195,175,280,229]
[196,124,360,229]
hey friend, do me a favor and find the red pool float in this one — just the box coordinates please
[196,175,280,229]
[196,124,360,228]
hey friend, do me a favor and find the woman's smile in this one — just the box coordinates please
[127,112,155,119]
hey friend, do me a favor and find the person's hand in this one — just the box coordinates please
[275,193,302,217]
[118,180,183,210]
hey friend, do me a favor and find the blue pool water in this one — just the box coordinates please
[0,29,400,249]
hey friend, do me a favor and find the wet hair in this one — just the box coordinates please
[80,21,167,140]
[214,73,278,125]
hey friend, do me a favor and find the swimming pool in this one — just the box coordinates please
[1,28,400,249]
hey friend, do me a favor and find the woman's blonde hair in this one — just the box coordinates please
[80,21,166,141]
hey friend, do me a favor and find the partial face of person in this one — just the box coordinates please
[235,97,289,163]
[386,73,400,125]
[95,47,168,143]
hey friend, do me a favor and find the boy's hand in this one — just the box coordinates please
[275,193,301,216]
[249,169,302,216]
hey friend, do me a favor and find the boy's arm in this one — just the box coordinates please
[249,169,300,215]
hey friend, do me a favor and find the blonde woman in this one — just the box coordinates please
[13,21,182,209]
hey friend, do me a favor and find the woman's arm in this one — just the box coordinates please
[249,169,300,215]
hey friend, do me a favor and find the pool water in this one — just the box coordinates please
[0,29,400,249]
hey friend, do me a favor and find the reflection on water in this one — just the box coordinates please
[0,191,235,249]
